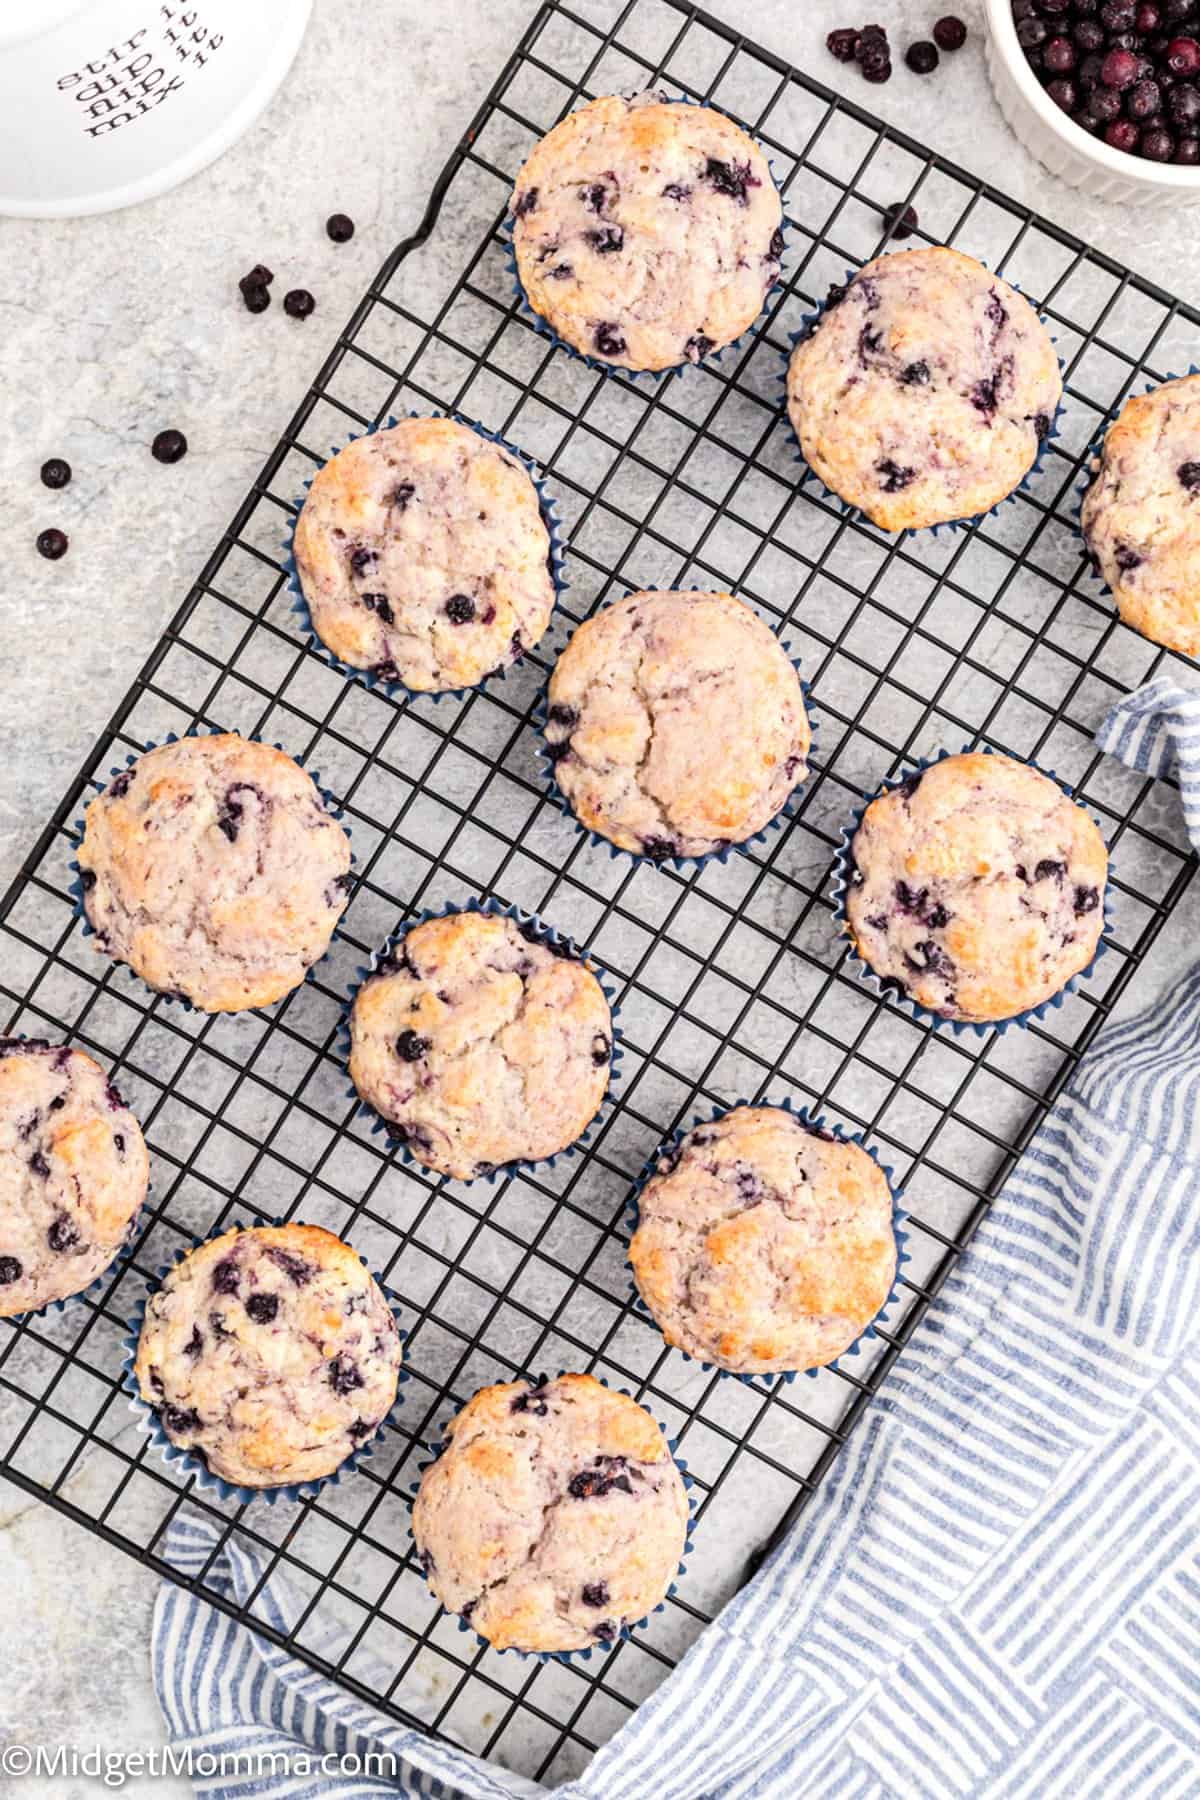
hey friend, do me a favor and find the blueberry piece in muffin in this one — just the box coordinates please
[412,1373,688,1652]
[510,92,782,373]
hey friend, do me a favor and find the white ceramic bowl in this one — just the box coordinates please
[985,0,1200,205]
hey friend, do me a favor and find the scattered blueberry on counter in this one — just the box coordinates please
[826,18,967,84]
[326,211,355,242]
[40,458,71,490]
[239,261,274,312]
[284,287,316,319]
[36,528,68,561]
[151,429,188,465]
[1013,0,1200,164]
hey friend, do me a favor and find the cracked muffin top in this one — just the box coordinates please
[348,910,612,1181]
[786,248,1062,531]
[1081,374,1200,658]
[510,90,783,372]
[292,417,557,693]
[412,1372,688,1653]
[629,1105,897,1375]
[844,752,1108,1025]
[0,1039,149,1317]
[543,589,811,861]
[134,1223,402,1491]
[77,734,352,1014]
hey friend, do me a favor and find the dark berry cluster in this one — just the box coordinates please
[1013,0,1200,164]
[827,17,967,85]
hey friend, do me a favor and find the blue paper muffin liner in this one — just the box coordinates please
[1072,366,1200,602]
[502,91,790,382]
[622,1096,908,1387]
[404,1369,696,1662]
[67,726,355,1016]
[338,896,624,1184]
[778,260,1066,537]
[0,1034,151,1324]
[533,626,818,874]
[280,411,569,705]
[119,1219,409,1507]
[831,745,1114,1038]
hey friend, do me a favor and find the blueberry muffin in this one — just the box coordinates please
[77,734,352,1013]
[510,91,782,373]
[134,1223,402,1490]
[786,248,1062,531]
[1081,375,1200,657]
[844,753,1108,1025]
[544,589,810,860]
[0,1039,149,1316]
[412,1373,688,1653]
[349,910,612,1180]
[292,417,556,692]
[629,1106,896,1375]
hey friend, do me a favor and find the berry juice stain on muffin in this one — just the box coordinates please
[349,910,612,1181]
[630,1105,897,1375]
[1082,373,1200,655]
[0,1040,148,1316]
[292,417,556,693]
[134,1223,402,1490]
[844,752,1108,1024]
[544,590,811,861]
[77,734,351,1013]
[786,247,1062,531]
[509,91,782,373]
[412,1373,688,1653]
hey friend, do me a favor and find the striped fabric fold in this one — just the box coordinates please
[152,680,1200,1798]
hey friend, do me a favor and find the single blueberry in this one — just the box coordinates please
[906,40,939,73]
[883,202,919,239]
[348,1417,375,1442]
[593,1620,619,1643]
[704,157,758,203]
[246,1292,279,1324]
[37,528,68,561]
[901,360,931,386]
[350,545,378,575]
[1114,544,1143,570]
[80,867,97,890]
[0,1256,21,1284]
[108,768,135,799]
[396,1029,431,1062]
[41,457,71,490]
[326,212,355,242]
[582,1581,610,1607]
[548,703,578,729]
[372,658,401,683]
[445,594,476,624]
[29,1150,50,1179]
[767,226,785,260]
[513,186,539,217]
[391,481,415,509]
[1034,859,1066,881]
[1034,412,1052,441]
[1075,885,1100,914]
[878,458,916,492]
[546,740,572,764]
[685,332,715,362]
[592,1032,611,1066]
[284,288,315,320]
[1179,461,1200,491]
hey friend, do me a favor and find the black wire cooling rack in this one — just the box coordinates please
[3,0,1199,1783]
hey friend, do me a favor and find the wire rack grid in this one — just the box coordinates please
[2,0,1198,1785]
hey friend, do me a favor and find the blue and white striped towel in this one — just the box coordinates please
[153,679,1200,1799]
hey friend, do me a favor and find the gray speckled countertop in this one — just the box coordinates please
[4,2,1200,1793]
